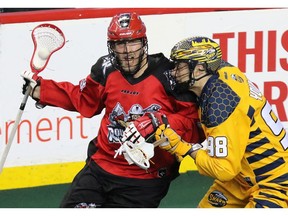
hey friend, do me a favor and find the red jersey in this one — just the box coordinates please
[39,53,201,179]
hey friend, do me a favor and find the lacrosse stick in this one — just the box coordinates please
[115,137,167,170]
[125,137,167,170]
[0,23,65,173]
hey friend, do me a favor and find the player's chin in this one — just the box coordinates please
[123,68,137,74]
[122,59,136,66]
[122,64,137,73]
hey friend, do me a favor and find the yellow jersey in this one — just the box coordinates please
[195,61,288,193]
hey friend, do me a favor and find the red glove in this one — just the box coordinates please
[121,112,168,144]
[133,112,168,142]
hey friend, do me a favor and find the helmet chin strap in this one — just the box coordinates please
[174,61,211,92]
[189,72,211,86]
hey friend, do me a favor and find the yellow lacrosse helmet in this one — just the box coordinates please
[170,36,222,72]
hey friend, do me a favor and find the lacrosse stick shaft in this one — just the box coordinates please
[153,137,167,147]
[0,86,32,173]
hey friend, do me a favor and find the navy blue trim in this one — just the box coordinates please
[247,105,255,120]
[256,175,270,182]
[254,158,285,176]
[254,198,282,208]
[259,192,286,201]
[249,127,261,139]
[269,173,288,184]
[246,137,269,152]
[247,148,277,163]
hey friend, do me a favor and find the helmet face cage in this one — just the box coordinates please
[107,12,148,75]
[107,38,148,75]
[171,59,198,92]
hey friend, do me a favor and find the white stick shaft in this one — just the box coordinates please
[0,86,31,173]
[153,137,167,147]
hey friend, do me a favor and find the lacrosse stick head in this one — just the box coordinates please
[123,141,155,170]
[30,23,65,73]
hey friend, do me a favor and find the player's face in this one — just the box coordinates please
[113,39,144,73]
[171,62,190,84]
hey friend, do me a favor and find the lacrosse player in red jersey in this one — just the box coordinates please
[21,12,203,208]
[155,36,288,208]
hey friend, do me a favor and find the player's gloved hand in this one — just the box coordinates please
[121,112,168,144]
[132,112,168,142]
[155,124,192,156]
[21,70,45,109]
[21,70,41,98]
[155,124,203,158]
[121,122,146,145]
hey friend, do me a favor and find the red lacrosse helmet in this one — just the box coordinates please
[107,12,148,76]
[107,12,147,41]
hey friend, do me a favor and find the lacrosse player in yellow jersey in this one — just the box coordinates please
[155,36,288,208]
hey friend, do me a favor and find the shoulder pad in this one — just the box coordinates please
[201,79,240,127]
[90,55,115,85]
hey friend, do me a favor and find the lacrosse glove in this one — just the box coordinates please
[134,112,168,141]
[155,124,202,157]
[21,70,45,109]
[122,112,168,144]
[21,71,41,98]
